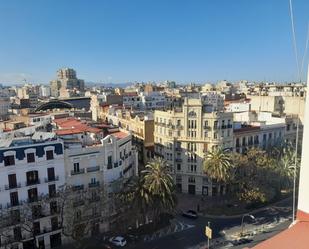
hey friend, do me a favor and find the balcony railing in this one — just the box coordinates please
[5,183,22,190]
[176,124,183,129]
[175,158,182,162]
[71,168,85,175]
[88,181,100,188]
[7,201,20,208]
[73,199,85,207]
[203,125,211,130]
[44,175,59,183]
[86,166,100,173]
[227,124,233,128]
[175,147,182,151]
[26,179,40,186]
[72,185,84,191]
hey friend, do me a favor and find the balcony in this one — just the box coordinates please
[213,126,219,130]
[26,179,40,186]
[89,196,100,203]
[227,124,233,128]
[72,184,84,191]
[176,124,183,129]
[175,158,182,162]
[88,181,100,188]
[50,207,60,215]
[221,125,227,129]
[71,168,85,175]
[7,201,20,208]
[5,183,22,190]
[44,175,59,183]
[27,196,39,203]
[167,123,174,129]
[73,199,85,207]
[175,147,182,152]
[87,166,100,173]
[203,125,211,130]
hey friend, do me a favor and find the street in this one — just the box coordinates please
[130,198,292,249]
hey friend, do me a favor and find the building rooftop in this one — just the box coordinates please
[251,221,309,249]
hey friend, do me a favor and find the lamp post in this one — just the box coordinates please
[241,214,255,236]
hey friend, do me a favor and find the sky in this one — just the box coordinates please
[1,0,309,85]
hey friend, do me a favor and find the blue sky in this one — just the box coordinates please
[0,0,309,84]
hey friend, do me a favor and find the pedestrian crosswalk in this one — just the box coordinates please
[143,219,195,242]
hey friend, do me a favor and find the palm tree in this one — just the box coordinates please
[203,147,233,182]
[142,157,176,220]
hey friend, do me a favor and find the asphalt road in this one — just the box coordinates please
[130,198,293,249]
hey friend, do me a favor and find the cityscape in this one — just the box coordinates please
[0,1,309,249]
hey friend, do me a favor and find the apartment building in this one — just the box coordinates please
[0,135,65,249]
[154,97,233,196]
[63,129,138,235]
[101,106,154,166]
[50,68,85,98]
[233,112,302,153]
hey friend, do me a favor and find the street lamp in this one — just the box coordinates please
[241,214,255,236]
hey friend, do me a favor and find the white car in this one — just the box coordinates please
[109,236,127,247]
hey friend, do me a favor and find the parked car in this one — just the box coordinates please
[109,236,127,247]
[182,210,198,219]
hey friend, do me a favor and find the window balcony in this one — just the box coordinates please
[72,185,84,191]
[71,168,85,175]
[73,199,85,207]
[5,183,22,190]
[86,166,100,173]
[26,179,40,186]
[88,181,100,188]
[44,175,59,183]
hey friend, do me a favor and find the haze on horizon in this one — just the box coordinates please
[1,0,309,84]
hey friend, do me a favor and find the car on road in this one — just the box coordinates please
[231,238,253,245]
[109,236,127,247]
[182,210,198,219]
[126,234,139,242]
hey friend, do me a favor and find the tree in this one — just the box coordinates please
[0,196,51,249]
[142,157,176,221]
[58,184,108,249]
[203,147,233,182]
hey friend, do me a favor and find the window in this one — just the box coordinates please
[27,153,35,163]
[73,163,80,173]
[107,156,112,169]
[49,184,56,197]
[51,216,59,231]
[10,192,19,206]
[4,155,15,166]
[28,188,38,203]
[13,227,22,241]
[46,150,54,160]
[26,171,39,185]
[33,221,40,235]
[8,174,17,189]
[47,167,55,181]
[50,201,58,214]
[177,164,181,171]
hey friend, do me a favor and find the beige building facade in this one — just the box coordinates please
[154,98,233,196]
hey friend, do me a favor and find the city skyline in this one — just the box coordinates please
[1,0,309,84]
